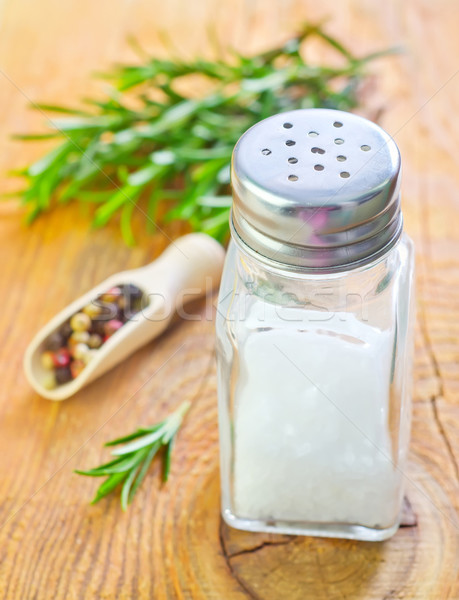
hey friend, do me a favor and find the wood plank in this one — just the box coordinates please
[0,0,458,597]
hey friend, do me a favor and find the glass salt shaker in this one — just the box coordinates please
[216,109,415,541]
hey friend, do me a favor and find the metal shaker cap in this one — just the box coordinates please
[230,109,402,271]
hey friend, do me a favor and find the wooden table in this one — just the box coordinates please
[1,0,458,597]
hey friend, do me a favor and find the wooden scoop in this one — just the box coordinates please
[24,233,226,401]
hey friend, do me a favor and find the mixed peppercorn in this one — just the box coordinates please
[41,284,146,389]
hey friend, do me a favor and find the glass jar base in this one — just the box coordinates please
[222,508,400,542]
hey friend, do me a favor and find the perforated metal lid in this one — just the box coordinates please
[230,108,402,271]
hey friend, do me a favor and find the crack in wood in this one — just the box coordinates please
[418,178,459,484]
[225,538,295,559]
[400,496,418,527]
[419,314,459,481]
[430,394,459,481]
[219,520,265,600]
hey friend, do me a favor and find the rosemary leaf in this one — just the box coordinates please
[127,441,162,505]
[11,24,391,243]
[91,472,128,504]
[110,427,166,456]
[76,401,190,508]
[163,437,175,482]
[104,424,162,446]
[121,463,142,511]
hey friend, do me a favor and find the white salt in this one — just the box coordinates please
[233,302,400,529]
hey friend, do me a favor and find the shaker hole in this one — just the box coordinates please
[314,164,324,172]
[334,138,344,145]
[340,171,350,178]
[311,147,325,155]
[337,155,347,162]
[288,157,298,164]
[288,174,298,181]
[361,144,371,151]
[261,148,271,155]
[283,122,293,129]
[308,131,319,137]
[333,121,343,128]
[285,140,296,146]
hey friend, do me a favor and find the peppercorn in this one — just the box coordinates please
[52,348,71,368]
[41,351,55,370]
[93,301,119,322]
[91,318,107,337]
[117,295,127,310]
[123,283,143,301]
[90,303,118,331]
[82,302,102,319]
[70,312,91,332]
[101,286,122,303]
[68,331,90,347]
[72,343,90,361]
[113,302,124,320]
[83,349,97,365]
[70,360,85,379]
[45,331,66,351]
[60,321,73,341]
[42,372,57,390]
[119,285,145,318]
[117,298,131,322]
[55,366,72,385]
[87,333,103,349]
[104,319,123,337]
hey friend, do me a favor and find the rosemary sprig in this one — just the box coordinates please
[11,24,391,244]
[75,401,190,510]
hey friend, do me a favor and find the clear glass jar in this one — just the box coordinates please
[216,234,415,541]
[216,108,416,541]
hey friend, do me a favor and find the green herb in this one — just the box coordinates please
[12,24,391,244]
[75,401,190,509]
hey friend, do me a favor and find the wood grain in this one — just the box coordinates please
[0,0,459,598]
